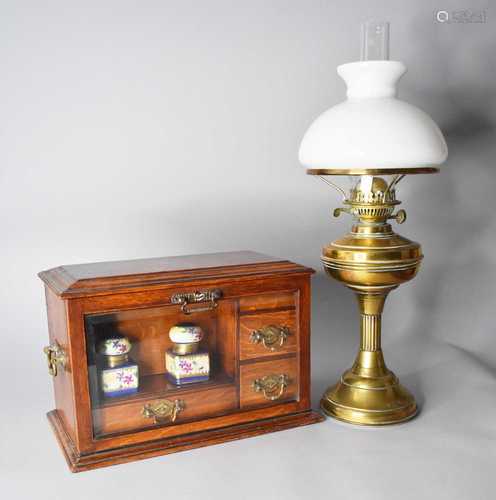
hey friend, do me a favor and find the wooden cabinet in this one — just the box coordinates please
[40,251,323,472]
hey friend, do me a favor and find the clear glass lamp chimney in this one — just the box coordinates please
[361,20,390,61]
[358,20,391,195]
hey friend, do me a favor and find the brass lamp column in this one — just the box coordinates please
[311,171,434,425]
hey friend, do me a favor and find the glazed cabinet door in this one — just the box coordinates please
[81,295,237,439]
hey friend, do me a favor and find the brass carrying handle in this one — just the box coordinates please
[252,374,290,401]
[181,299,218,315]
[43,341,67,377]
[142,399,184,424]
[171,289,222,315]
[249,325,290,351]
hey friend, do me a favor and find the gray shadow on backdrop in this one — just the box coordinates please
[394,102,496,412]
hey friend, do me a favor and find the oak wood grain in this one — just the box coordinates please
[94,384,238,436]
[44,286,77,442]
[238,291,296,313]
[39,251,313,298]
[240,356,299,409]
[239,309,297,360]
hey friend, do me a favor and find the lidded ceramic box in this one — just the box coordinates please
[165,324,210,384]
[98,336,139,397]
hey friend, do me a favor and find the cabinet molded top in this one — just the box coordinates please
[39,251,314,299]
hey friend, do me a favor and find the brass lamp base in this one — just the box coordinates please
[314,175,427,426]
[321,351,417,426]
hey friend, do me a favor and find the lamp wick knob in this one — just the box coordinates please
[390,209,407,224]
[333,207,351,218]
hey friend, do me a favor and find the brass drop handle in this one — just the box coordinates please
[142,399,184,424]
[252,374,290,401]
[171,289,222,315]
[250,325,290,351]
[43,340,67,377]
[389,209,407,224]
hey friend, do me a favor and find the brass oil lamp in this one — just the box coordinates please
[299,22,447,425]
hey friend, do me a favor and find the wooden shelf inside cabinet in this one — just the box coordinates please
[39,250,324,472]
[96,373,235,410]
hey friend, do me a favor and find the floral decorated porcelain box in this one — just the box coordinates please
[98,337,139,397]
[165,324,210,384]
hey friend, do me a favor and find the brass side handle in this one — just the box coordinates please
[43,340,67,377]
[171,289,222,315]
[249,325,290,351]
[142,399,184,424]
[252,374,290,401]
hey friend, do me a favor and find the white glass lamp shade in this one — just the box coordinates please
[299,61,448,170]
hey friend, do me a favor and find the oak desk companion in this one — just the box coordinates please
[39,251,323,472]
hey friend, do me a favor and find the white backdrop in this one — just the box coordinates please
[1,1,495,499]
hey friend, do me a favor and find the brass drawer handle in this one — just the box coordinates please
[142,399,185,424]
[43,340,67,377]
[171,289,222,315]
[252,374,290,401]
[250,325,290,351]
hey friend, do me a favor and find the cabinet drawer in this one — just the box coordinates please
[238,292,295,313]
[93,384,237,437]
[240,357,298,409]
[239,310,297,360]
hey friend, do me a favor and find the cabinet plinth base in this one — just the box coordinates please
[47,409,324,472]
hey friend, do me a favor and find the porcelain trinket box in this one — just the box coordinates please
[98,336,139,397]
[165,324,210,384]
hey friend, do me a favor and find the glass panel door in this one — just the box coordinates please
[84,301,236,438]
